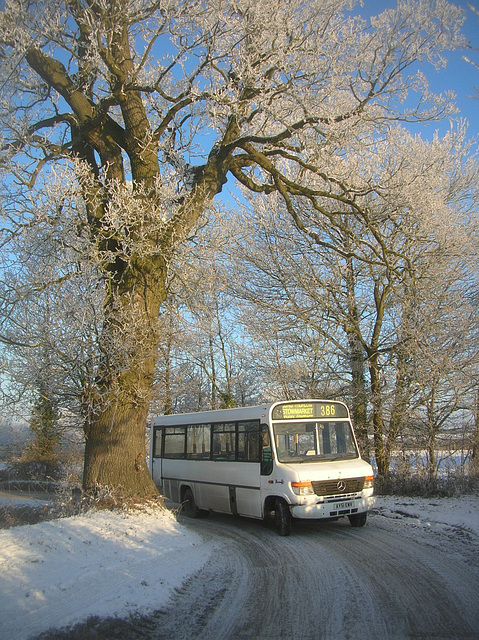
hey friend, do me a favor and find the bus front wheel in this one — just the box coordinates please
[275,498,292,536]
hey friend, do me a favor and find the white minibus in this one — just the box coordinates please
[149,399,374,535]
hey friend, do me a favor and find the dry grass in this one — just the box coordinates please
[376,471,479,497]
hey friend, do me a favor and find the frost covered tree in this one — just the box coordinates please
[0,194,102,467]
[227,124,479,475]
[0,0,466,496]
[152,227,265,414]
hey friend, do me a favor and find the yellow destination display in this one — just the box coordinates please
[272,401,348,420]
[282,403,314,419]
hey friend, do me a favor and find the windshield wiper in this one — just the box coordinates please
[298,456,322,462]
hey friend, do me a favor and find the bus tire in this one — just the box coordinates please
[275,498,292,536]
[182,488,201,518]
[348,512,367,527]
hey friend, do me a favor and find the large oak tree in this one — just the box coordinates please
[0,0,465,495]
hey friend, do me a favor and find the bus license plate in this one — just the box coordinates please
[339,501,354,508]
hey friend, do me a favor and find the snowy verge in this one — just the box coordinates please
[0,507,214,640]
[373,494,479,537]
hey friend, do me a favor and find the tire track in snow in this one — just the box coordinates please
[33,511,479,640]
[152,512,479,640]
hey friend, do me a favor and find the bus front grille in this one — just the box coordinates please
[311,477,365,497]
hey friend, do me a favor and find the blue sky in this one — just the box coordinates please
[423,1,477,139]
[218,1,478,208]
[368,1,478,141]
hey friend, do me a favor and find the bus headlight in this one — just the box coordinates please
[364,475,374,489]
[291,481,315,496]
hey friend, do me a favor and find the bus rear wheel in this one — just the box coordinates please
[275,498,292,536]
[348,512,367,527]
[182,488,203,518]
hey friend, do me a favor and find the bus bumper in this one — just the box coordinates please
[290,495,375,520]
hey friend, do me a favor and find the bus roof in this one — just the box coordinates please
[151,400,349,426]
[152,404,273,426]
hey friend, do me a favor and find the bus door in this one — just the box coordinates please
[151,426,163,490]
[257,423,274,517]
[227,421,269,519]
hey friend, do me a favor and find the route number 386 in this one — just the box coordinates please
[320,404,336,417]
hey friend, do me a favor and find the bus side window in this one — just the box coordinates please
[261,424,273,476]
[153,427,163,458]
[164,426,186,459]
[237,420,261,462]
[212,423,236,461]
[187,424,211,459]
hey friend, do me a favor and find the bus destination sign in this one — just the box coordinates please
[272,401,348,420]
[281,403,314,419]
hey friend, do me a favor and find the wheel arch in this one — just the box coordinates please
[180,483,193,502]
[264,494,291,517]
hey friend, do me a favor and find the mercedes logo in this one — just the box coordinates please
[337,480,346,491]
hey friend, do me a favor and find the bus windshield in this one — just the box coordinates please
[273,421,358,463]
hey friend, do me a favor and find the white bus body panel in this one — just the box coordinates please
[270,458,375,520]
[158,459,264,518]
[153,455,373,521]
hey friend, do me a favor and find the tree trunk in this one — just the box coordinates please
[82,256,167,497]
[471,388,479,476]
[385,364,409,472]
[343,252,370,461]
[426,432,437,481]
[369,353,389,477]
[347,330,369,461]
[83,392,157,496]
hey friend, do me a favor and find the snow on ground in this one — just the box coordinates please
[0,505,216,640]
[373,493,479,536]
[0,493,477,640]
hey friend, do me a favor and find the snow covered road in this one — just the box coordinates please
[1,495,478,639]
[145,505,479,640]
